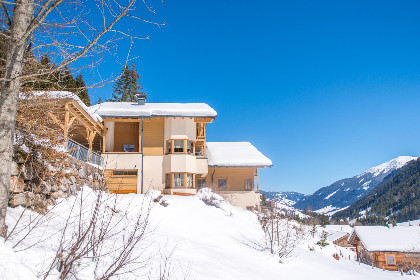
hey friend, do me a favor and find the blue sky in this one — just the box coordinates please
[89,0,420,194]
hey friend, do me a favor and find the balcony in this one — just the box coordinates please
[66,139,103,167]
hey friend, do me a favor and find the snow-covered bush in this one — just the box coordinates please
[196,188,227,209]
[6,187,156,279]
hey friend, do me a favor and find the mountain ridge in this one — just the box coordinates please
[293,156,417,213]
[333,158,420,224]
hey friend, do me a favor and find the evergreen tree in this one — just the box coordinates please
[59,65,76,91]
[320,214,329,227]
[97,96,102,104]
[310,222,317,238]
[31,55,60,90]
[74,74,91,106]
[111,62,143,102]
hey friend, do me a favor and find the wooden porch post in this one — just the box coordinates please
[85,128,96,161]
[64,104,70,139]
[183,140,187,153]
[138,120,141,152]
[256,168,260,192]
[103,120,106,153]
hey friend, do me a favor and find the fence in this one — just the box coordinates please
[66,139,103,167]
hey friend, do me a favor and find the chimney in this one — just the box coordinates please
[135,93,147,105]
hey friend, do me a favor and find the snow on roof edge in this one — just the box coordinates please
[353,226,420,252]
[206,142,272,168]
[21,91,102,123]
[90,102,217,118]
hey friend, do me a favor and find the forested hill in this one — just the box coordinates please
[293,156,416,212]
[333,158,420,225]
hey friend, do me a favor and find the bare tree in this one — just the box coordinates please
[259,207,305,261]
[0,0,164,236]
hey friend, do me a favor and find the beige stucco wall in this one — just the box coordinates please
[143,156,164,193]
[164,117,196,141]
[196,158,208,176]
[163,154,197,174]
[217,190,260,210]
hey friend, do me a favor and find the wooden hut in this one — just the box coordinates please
[348,226,420,271]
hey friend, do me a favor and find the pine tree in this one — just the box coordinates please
[320,214,329,227]
[111,62,143,102]
[74,74,91,106]
[59,65,76,91]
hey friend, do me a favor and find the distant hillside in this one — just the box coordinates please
[260,190,305,207]
[334,158,420,225]
[294,156,417,214]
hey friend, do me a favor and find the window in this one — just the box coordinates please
[174,140,184,153]
[165,139,195,154]
[187,174,194,187]
[195,144,205,157]
[166,140,171,154]
[386,255,395,265]
[165,174,171,188]
[174,173,184,187]
[113,170,137,176]
[187,141,194,154]
[245,178,252,190]
[123,144,134,152]
[218,179,227,190]
[165,173,195,188]
[197,179,206,189]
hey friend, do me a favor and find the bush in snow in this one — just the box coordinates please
[316,231,329,248]
[259,207,306,260]
[6,186,156,280]
[196,188,227,208]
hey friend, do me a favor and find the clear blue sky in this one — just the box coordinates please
[89,0,420,194]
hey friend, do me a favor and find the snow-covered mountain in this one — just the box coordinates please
[294,156,418,214]
[260,190,305,207]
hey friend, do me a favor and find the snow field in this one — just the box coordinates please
[2,187,417,280]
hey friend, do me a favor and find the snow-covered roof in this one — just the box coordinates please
[22,91,102,123]
[206,142,272,167]
[351,226,420,252]
[397,219,420,227]
[90,102,217,118]
[328,231,349,242]
[324,225,353,234]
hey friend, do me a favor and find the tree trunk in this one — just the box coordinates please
[0,0,35,237]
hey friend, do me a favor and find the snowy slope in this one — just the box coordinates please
[2,188,416,280]
[294,156,417,213]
